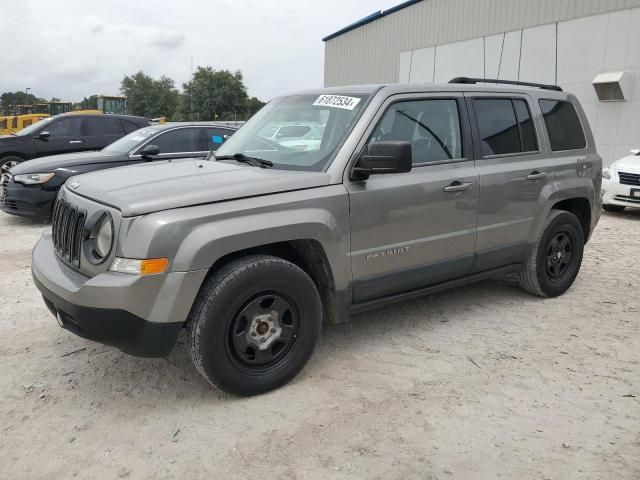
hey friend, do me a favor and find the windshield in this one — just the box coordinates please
[215,93,369,171]
[102,127,158,154]
[14,117,55,136]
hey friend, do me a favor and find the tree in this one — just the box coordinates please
[1,91,45,110]
[120,71,180,119]
[245,96,266,118]
[179,67,251,121]
[73,95,99,111]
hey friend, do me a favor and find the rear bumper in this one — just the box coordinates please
[602,178,640,208]
[0,179,57,219]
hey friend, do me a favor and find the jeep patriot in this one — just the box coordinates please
[31,78,602,395]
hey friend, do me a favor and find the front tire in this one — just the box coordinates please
[518,210,584,298]
[0,156,22,177]
[187,255,322,396]
[603,204,625,213]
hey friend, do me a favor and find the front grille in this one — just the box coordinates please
[51,196,86,267]
[0,174,9,206]
[618,171,640,186]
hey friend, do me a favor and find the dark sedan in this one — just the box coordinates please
[0,113,150,176]
[0,123,236,219]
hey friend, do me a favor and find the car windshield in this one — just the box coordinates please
[14,117,55,136]
[102,128,158,155]
[215,93,369,171]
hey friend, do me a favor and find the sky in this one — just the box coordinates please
[0,0,401,103]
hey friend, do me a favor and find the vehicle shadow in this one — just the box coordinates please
[61,275,529,405]
[602,208,640,220]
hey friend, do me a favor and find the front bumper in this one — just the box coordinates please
[32,234,208,357]
[602,178,640,208]
[0,177,58,219]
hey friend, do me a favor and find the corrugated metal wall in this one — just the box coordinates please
[324,0,640,86]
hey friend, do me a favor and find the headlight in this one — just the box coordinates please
[90,214,113,259]
[13,173,55,185]
[602,168,611,180]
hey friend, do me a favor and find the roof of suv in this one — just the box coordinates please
[291,83,570,99]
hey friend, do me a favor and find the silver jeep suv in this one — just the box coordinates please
[32,78,602,396]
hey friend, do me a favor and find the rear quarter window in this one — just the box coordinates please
[538,100,586,151]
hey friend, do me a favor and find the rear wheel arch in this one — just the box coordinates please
[550,197,591,243]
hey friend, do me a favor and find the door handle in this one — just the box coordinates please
[69,140,83,144]
[526,171,548,181]
[443,181,473,192]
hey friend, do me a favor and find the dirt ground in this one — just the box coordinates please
[0,209,638,480]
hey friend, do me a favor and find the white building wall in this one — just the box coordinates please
[397,8,640,166]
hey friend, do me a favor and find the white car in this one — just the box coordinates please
[602,149,640,212]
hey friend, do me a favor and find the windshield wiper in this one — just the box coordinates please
[215,153,273,168]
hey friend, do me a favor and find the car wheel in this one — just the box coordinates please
[603,204,625,213]
[187,255,322,396]
[518,210,584,298]
[0,156,22,177]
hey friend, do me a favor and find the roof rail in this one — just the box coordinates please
[449,77,563,92]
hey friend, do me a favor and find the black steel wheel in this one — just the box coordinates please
[545,231,574,282]
[188,255,322,396]
[518,210,584,297]
[227,293,300,372]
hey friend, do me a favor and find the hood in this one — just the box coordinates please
[612,153,640,173]
[10,151,124,175]
[67,159,332,217]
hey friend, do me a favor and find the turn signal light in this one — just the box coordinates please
[110,257,169,276]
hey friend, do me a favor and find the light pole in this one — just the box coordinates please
[25,88,31,104]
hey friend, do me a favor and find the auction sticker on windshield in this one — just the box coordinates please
[313,95,361,110]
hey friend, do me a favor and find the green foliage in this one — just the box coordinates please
[73,95,100,111]
[120,71,180,119]
[0,91,46,110]
[245,96,266,117]
[1,66,266,120]
[178,67,259,121]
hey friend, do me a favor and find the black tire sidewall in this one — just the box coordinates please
[195,259,322,396]
[535,212,584,297]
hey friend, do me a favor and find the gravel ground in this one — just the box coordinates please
[0,209,638,480]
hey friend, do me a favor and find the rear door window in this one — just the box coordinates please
[152,128,201,154]
[206,128,233,150]
[121,119,142,134]
[474,98,539,156]
[538,100,586,151]
[513,99,538,152]
[86,117,124,136]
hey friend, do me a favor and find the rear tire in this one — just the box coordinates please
[518,210,584,298]
[603,204,625,213]
[187,255,322,396]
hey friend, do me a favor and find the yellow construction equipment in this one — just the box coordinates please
[0,102,72,134]
[73,95,127,115]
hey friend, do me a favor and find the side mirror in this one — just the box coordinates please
[351,141,412,180]
[140,144,160,159]
[37,131,50,140]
